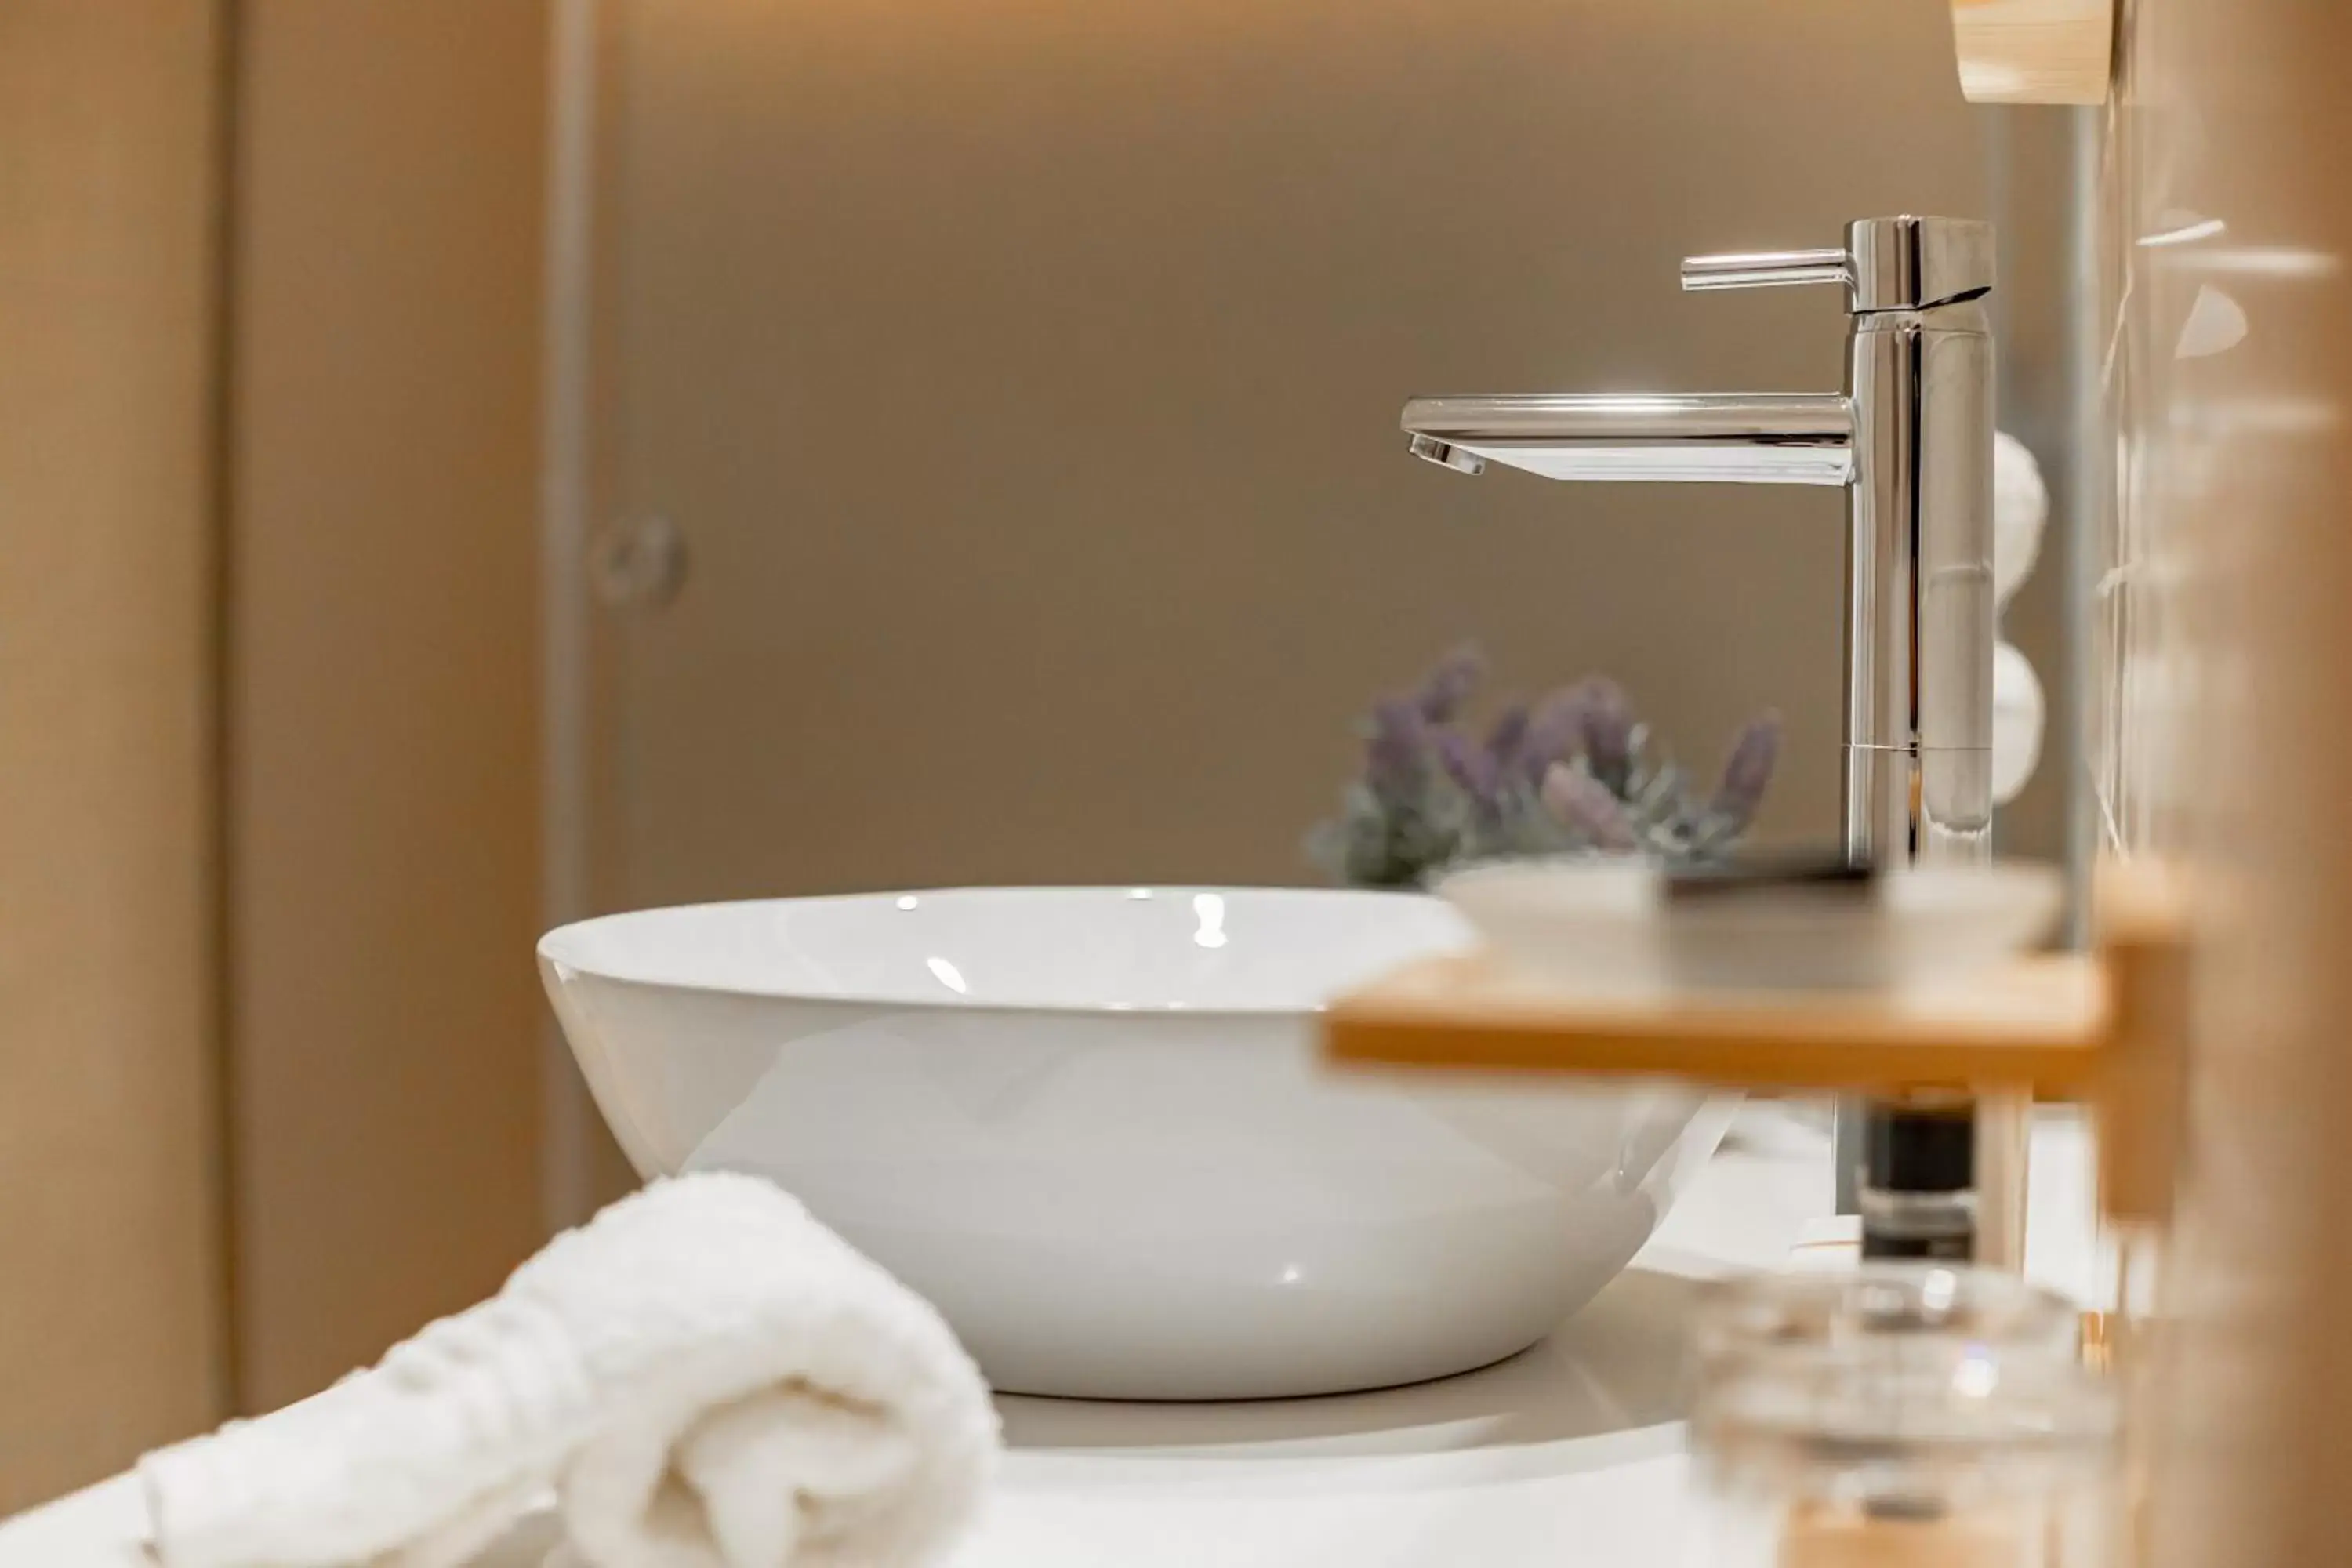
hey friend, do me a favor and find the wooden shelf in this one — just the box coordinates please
[1950,0,2116,105]
[1321,862,2189,1224]
[1325,952,2109,1098]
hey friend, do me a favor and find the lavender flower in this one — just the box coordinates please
[1484,703,1530,778]
[1520,681,1600,782]
[1578,677,1636,796]
[1363,698,1429,808]
[1306,646,1780,886]
[1414,642,1486,724]
[1708,712,1782,834]
[1434,729,1501,811]
[1541,764,1639,851]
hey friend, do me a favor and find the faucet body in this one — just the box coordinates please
[1401,215,1998,869]
[1403,216,2000,1223]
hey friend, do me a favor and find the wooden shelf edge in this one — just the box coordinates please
[1323,952,2111,1098]
[1950,0,2117,106]
[1323,861,2192,1223]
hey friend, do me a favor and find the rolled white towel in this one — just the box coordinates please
[1992,640,2046,806]
[139,1173,998,1568]
[1994,430,2048,610]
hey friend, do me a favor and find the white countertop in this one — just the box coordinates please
[0,1108,2096,1568]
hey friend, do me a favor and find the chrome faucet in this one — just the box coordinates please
[1403,216,1998,1219]
[1402,215,1996,871]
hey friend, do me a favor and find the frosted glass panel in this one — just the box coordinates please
[571,0,1986,910]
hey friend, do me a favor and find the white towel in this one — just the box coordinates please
[139,1173,998,1568]
[1992,639,2046,806]
[1994,430,2049,610]
[1990,434,2050,807]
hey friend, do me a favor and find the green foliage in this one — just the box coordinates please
[1306,644,1781,888]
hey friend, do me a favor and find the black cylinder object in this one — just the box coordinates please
[1858,1097,1978,1262]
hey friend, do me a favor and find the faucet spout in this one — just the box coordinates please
[1400,393,1853,486]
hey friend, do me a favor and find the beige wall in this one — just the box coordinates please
[0,2,229,1509]
[1,0,556,1455]
[227,0,550,1410]
[2122,4,2352,1566]
[582,0,1994,922]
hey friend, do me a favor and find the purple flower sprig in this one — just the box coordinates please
[1307,643,1782,888]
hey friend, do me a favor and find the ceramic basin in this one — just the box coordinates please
[538,887,1732,1399]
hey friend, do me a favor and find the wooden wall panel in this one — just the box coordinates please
[0,1,229,1510]
[1951,0,2116,104]
[2122,3,2352,1566]
[227,0,549,1409]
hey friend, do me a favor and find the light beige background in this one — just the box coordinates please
[581,0,2006,916]
[225,0,551,1413]
[3,0,557,1496]
[0,2,229,1512]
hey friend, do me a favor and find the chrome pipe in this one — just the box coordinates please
[1846,296,1997,866]
[1679,248,1853,292]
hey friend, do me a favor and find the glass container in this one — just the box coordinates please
[1687,1265,2118,1568]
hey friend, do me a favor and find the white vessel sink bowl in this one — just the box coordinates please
[538,887,1732,1400]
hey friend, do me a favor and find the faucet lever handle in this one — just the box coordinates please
[1683,220,1997,310]
[1679,248,1853,292]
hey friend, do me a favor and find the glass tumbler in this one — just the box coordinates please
[1686,1265,2119,1568]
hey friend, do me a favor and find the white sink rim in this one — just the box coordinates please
[537,884,1470,1018]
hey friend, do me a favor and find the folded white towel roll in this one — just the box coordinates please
[1992,639,2047,806]
[140,1174,998,1568]
[1994,430,2049,610]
